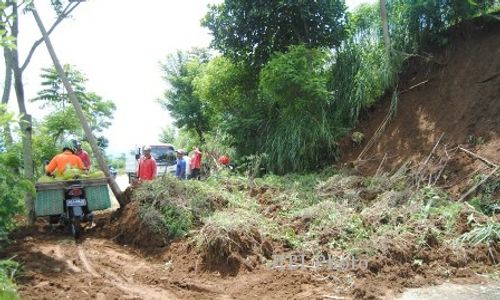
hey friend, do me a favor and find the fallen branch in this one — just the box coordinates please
[400,79,429,94]
[477,72,500,83]
[458,166,499,202]
[434,145,451,185]
[458,146,499,168]
[415,133,445,187]
[375,153,388,177]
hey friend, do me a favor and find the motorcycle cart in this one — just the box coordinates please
[35,178,111,238]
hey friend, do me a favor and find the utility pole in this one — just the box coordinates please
[31,4,124,206]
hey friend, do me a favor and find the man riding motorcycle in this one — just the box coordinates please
[45,141,86,176]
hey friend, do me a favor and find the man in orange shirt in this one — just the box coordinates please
[137,145,157,181]
[45,141,85,176]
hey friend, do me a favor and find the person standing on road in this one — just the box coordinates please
[137,146,157,181]
[183,150,191,179]
[190,147,202,180]
[176,149,187,180]
[74,140,91,170]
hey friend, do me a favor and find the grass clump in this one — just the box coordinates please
[0,259,20,300]
[196,210,269,271]
[459,222,500,246]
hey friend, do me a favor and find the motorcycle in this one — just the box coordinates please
[48,180,94,239]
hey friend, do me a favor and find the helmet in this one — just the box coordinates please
[62,141,76,153]
[143,145,152,151]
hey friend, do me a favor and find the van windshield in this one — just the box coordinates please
[150,146,176,166]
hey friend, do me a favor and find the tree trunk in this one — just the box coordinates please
[13,56,36,224]
[1,48,14,146]
[380,0,391,55]
[10,2,36,224]
[32,6,124,207]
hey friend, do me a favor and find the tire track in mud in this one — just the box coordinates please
[75,239,178,299]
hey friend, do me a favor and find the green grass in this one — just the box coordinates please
[459,222,500,246]
[0,259,20,300]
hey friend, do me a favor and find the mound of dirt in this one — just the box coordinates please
[108,201,169,249]
[198,225,273,277]
[340,17,500,189]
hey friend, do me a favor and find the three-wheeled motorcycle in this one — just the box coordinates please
[35,178,111,238]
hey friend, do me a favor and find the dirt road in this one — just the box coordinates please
[9,225,228,300]
[6,222,499,300]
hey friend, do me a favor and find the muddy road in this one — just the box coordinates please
[10,228,188,299]
[5,221,498,300]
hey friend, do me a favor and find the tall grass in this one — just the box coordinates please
[0,259,20,300]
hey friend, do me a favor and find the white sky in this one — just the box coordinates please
[4,0,371,156]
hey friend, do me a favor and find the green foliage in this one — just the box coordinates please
[459,222,500,246]
[259,45,339,173]
[30,65,116,175]
[0,259,20,300]
[194,57,263,157]
[0,106,33,241]
[203,0,348,67]
[469,175,499,215]
[163,0,499,176]
[109,153,126,170]
[159,49,212,141]
[158,125,177,144]
[32,65,116,137]
[387,0,499,52]
[160,205,192,239]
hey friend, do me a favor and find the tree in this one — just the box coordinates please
[32,65,116,140]
[258,45,339,173]
[202,0,348,66]
[31,3,123,205]
[0,105,34,238]
[159,49,212,141]
[159,125,177,144]
[1,0,83,223]
[193,56,264,156]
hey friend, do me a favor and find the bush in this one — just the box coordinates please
[0,259,20,300]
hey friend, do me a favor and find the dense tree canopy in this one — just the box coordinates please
[202,0,348,66]
[159,49,212,141]
[160,0,500,174]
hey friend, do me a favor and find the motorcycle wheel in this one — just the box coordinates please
[71,216,82,239]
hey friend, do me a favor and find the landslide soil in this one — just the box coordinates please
[3,16,500,300]
[340,17,500,190]
[1,215,346,300]
[2,210,497,300]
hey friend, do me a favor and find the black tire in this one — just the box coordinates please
[71,216,82,239]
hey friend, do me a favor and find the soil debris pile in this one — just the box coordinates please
[340,19,500,201]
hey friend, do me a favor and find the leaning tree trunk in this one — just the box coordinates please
[32,5,124,206]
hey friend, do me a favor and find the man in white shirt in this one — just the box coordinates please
[183,150,191,179]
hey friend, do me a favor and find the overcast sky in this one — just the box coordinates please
[4,0,372,156]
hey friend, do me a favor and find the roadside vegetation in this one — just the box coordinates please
[1,0,500,297]
[159,0,500,174]
[126,167,499,278]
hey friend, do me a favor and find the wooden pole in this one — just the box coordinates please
[32,5,124,206]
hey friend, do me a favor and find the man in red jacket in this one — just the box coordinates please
[137,146,157,181]
[74,140,91,170]
[190,147,202,180]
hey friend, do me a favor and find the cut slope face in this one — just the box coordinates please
[341,19,500,183]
